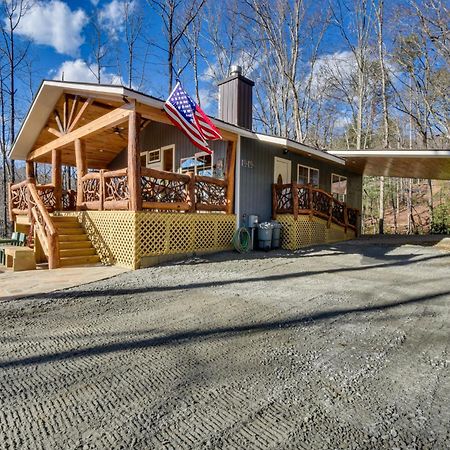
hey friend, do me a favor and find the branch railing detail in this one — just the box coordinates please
[104,169,129,210]
[36,184,56,211]
[10,168,229,215]
[273,183,359,232]
[8,180,29,218]
[81,172,103,210]
[195,176,228,212]
[141,167,190,211]
[74,167,228,212]
[62,189,77,211]
[10,181,78,214]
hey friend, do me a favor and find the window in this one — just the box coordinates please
[180,152,213,177]
[331,174,347,202]
[140,148,161,168]
[297,164,319,187]
[140,146,175,172]
[147,149,160,164]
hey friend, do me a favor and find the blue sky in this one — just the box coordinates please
[14,0,247,105]
[8,0,410,129]
[11,0,358,114]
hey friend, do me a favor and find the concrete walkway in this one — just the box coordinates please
[0,265,128,300]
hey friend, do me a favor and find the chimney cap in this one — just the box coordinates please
[217,67,255,87]
[230,65,242,76]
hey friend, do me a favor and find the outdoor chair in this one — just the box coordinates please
[0,232,27,265]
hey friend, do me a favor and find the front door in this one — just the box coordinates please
[162,145,175,172]
[274,157,292,184]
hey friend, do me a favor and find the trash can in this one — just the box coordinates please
[271,221,281,249]
[257,222,273,251]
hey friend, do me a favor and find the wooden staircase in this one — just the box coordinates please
[52,216,101,267]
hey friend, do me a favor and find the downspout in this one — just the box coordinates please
[235,135,241,229]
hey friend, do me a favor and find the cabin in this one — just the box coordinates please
[7,67,450,269]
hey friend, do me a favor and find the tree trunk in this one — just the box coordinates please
[379,176,384,234]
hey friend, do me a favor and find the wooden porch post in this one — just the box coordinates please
[52,149,62,210]
[74,139,87,210]
[225,140,237,215]
[128,111,142,211]
[25,160,35,180]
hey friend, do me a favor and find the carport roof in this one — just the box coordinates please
[329,149,450,180]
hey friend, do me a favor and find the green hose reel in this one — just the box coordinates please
[232,227,251,253]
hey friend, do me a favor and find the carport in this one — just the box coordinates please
[329,149,450,179]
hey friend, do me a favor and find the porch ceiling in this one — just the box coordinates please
[329,150,450,180]
[31,94,129,168]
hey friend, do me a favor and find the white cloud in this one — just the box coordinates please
[52,59,122,85]
[99,0,136,37]
[309,50,357,98]
[198,88,217,115]
[201,50,260,83]
[14,1,88,56]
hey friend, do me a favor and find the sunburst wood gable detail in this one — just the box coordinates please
[28,94,133,168]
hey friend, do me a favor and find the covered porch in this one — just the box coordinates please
[8,84,238,269]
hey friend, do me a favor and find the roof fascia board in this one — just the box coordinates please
[255,133,345,165]
[330,150,450,158]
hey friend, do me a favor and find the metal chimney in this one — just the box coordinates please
[218,66,254,130]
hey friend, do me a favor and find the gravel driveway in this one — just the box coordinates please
[0,239,449,449]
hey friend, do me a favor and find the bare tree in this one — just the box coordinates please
[1,0,31,184]
[373,0,390,233]
[124,0,144,89]
[147,0,207,94]
[87,7,110,84]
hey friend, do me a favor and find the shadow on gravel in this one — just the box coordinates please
[15,251,450,302]
[1,289,449,370]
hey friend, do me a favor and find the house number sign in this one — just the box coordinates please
[241,159,254,169]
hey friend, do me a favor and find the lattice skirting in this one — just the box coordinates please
[59,211,236,269]
[277,215,356,250]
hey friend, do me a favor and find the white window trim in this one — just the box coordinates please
[297,163,319,186]
[140,145,176,171]
[180,150,214,176]
[147,149,161,164]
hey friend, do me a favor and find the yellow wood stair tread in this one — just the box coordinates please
[59,255,101,266]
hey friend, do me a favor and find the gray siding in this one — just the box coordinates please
[108,121,228,173]
[238,137,363,226]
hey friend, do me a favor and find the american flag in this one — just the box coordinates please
[164,82,222,154]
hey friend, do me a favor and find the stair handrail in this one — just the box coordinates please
[28,181,60,269]
[273,182,360,233]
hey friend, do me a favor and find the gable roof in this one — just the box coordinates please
[10,80,344,166]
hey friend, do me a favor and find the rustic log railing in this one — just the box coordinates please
[104,168,129,210]
[8,180,29,219]
[10,167,229,216]
[272,183,359,232]
[36,184,56,211]
[9,180,76,218]
[80,172,103,210]
[62,189,77,211]
[141,167,191,211]
[195,175,228,212]
[28,182,60,269]
[77,167,228,213]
